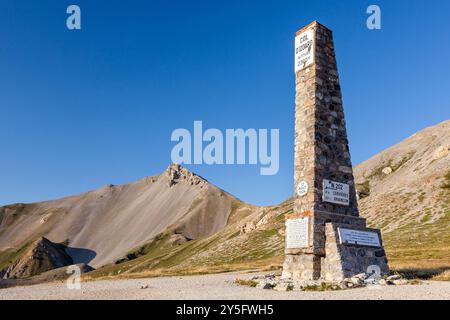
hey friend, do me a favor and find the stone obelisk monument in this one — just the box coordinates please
[282,21,389,281]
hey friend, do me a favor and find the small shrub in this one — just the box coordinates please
[420,214,431,223]
[303,282,341,291]
[418,193,426,203]
[234,278,258,287]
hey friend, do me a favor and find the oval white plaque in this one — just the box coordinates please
[296,181,308,197]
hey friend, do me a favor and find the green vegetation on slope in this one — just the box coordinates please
[0,242,32,271]
[383,210,449,265]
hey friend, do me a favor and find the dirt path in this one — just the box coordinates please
[0,272,449,300]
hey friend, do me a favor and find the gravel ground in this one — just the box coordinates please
[0,272,449,300]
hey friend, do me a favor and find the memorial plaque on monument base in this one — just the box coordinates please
[286,217,309,249]
[338,228,381,247]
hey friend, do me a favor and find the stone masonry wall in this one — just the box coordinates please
[313,24,359,216]
[293,21,359,217]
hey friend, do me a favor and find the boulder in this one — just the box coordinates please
[256,279,276,290]
[378,279,387,285]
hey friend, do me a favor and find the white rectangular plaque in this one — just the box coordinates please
[286,217,309,249]
[323,179,350,206]
[295,28,315,72]
[338,228,381,247]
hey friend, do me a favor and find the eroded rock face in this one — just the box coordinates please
[240,221,256,234]
[166,164,206,187]
[0,237,73,279]
[167,234,188,246]
[432,145,449,161]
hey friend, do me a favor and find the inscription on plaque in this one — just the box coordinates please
[323,179,350,206]
[295,28,315,72]
[286,217,309,249]
[338,228,381,247]
[296,181,308,197]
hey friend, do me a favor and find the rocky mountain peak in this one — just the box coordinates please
[165,163,207,187]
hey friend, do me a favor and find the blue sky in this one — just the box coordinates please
[1,0,449,206]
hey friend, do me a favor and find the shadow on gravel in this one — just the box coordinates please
[396,266,450,280]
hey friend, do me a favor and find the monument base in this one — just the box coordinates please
[281,254,321,281]
[282,218,389,282]
[320,223,389,281]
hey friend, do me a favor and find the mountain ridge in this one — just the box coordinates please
[0,164,241,270]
